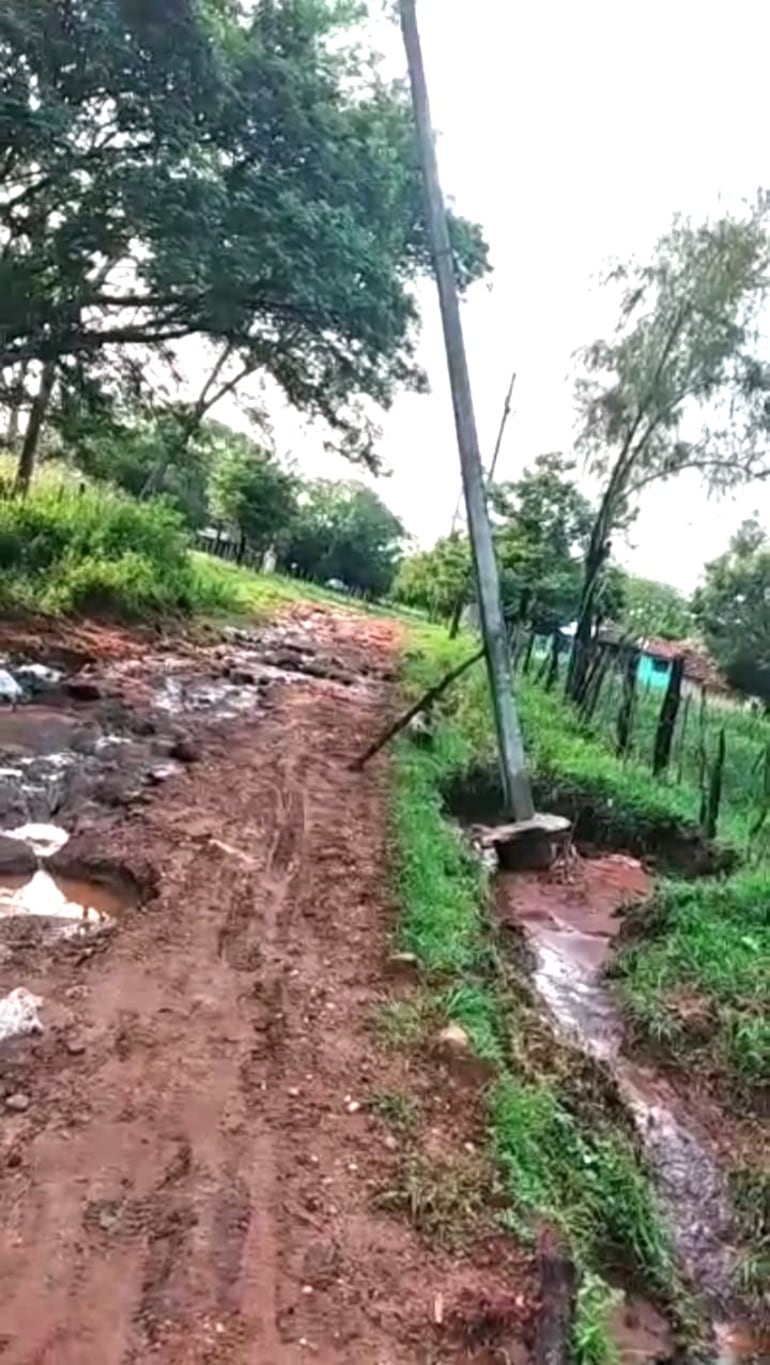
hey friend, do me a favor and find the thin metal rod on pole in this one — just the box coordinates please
[448,366,516,534]
[399,0,534,820]
[487,368,517,486]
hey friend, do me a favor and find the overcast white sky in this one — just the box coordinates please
[221,0,770,592]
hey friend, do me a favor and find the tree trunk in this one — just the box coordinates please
[6,405,19,451]
[15,359,55,495]
[545,630,562,692]
[581,644,612,723]
[653,656,684,776]
[566,516,610,702]
[616,646,640,757]
[447,589,465,639]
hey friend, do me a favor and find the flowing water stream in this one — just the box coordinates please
[495,855,765,1364]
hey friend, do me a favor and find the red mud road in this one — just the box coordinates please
[0,608,534,1365]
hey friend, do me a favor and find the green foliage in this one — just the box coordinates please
[388,634,677,1363]
[439,982,506,1067]
[391,741,486,973]
[391,532,470,619]
[492,453,596,630]
[569,208,770,699]
[282,478,405,596]
[694,518,770,701]
[616,869,770,1088]
[0,0,489,465]
[0,481,199,617]
[617,573,693,641]
[66,407,215,527]
[578,212,770,499]
[393,454,606,630]
[209,432,297,556]
[371,1090,421,1133]
[490,1078,672,1284]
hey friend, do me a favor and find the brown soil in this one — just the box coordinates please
[0,607,536,1365]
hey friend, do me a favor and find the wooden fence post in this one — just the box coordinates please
[616,646,640,757]
[703,727,726,840]
[653,656,685,776]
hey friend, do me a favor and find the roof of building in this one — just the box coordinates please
[637,636,728,690]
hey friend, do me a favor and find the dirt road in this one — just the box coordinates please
[0,608,532,1365]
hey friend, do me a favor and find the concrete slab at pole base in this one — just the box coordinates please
[476,813,572,872]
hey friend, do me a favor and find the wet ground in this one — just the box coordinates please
[0,606,539,1365]
[495,856,768,1363]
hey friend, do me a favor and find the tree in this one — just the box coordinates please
[281,480,405,596]
[67,404,225,528]
[567,209,770,700]
[209,433,297,561]
[693,520,770,702]
[0,0,489,487]
[491,453,595,631]
[618,573,693,641]
[392,533,471,618]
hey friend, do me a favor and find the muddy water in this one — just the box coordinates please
[496,856,761,1362]
[0,869,128,927]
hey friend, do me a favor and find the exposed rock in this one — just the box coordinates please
[436,1022,472,1059]
[5,1092,30,1112]
[0,834,36,877]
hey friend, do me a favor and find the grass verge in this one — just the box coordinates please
[387,629,681,1365]
[615,869,770,1096]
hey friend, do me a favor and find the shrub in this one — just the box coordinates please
[0,483,196,619]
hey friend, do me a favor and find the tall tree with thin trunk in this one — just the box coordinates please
[15,359,55,493]
[567,209,770,701]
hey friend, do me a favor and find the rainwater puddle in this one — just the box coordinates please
[0,869,129,929]
[497,856,761,1361]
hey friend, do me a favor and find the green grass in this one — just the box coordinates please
[616,869,770,1091]
[490,1079,673,1285]
[401,621,769,1103]
[0,470,404,625]
[729,1166,769,1308]
[371,1089,422,1133]
[0,480,236,620]
[401,625,724,865]
[385,626,681,1363]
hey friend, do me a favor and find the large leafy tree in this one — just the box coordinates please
[693,519,770,702]
[209,430,297,559]
[391,533,471,618]
[0,0,489,487]
[567,210,770,700]
[393,454,603,631]
[281,479,405,596]
[618,573,693,642]
[491,453,595,631]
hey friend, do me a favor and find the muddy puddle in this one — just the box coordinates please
[0,869,126,928]
[495,855,764,1363]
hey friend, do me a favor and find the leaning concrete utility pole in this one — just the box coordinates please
[399,0,533,819]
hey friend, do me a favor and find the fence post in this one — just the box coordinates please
[616,646,640,757]
[653,656,685,777]
[703,728,726,840]
[675,692,692,785]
